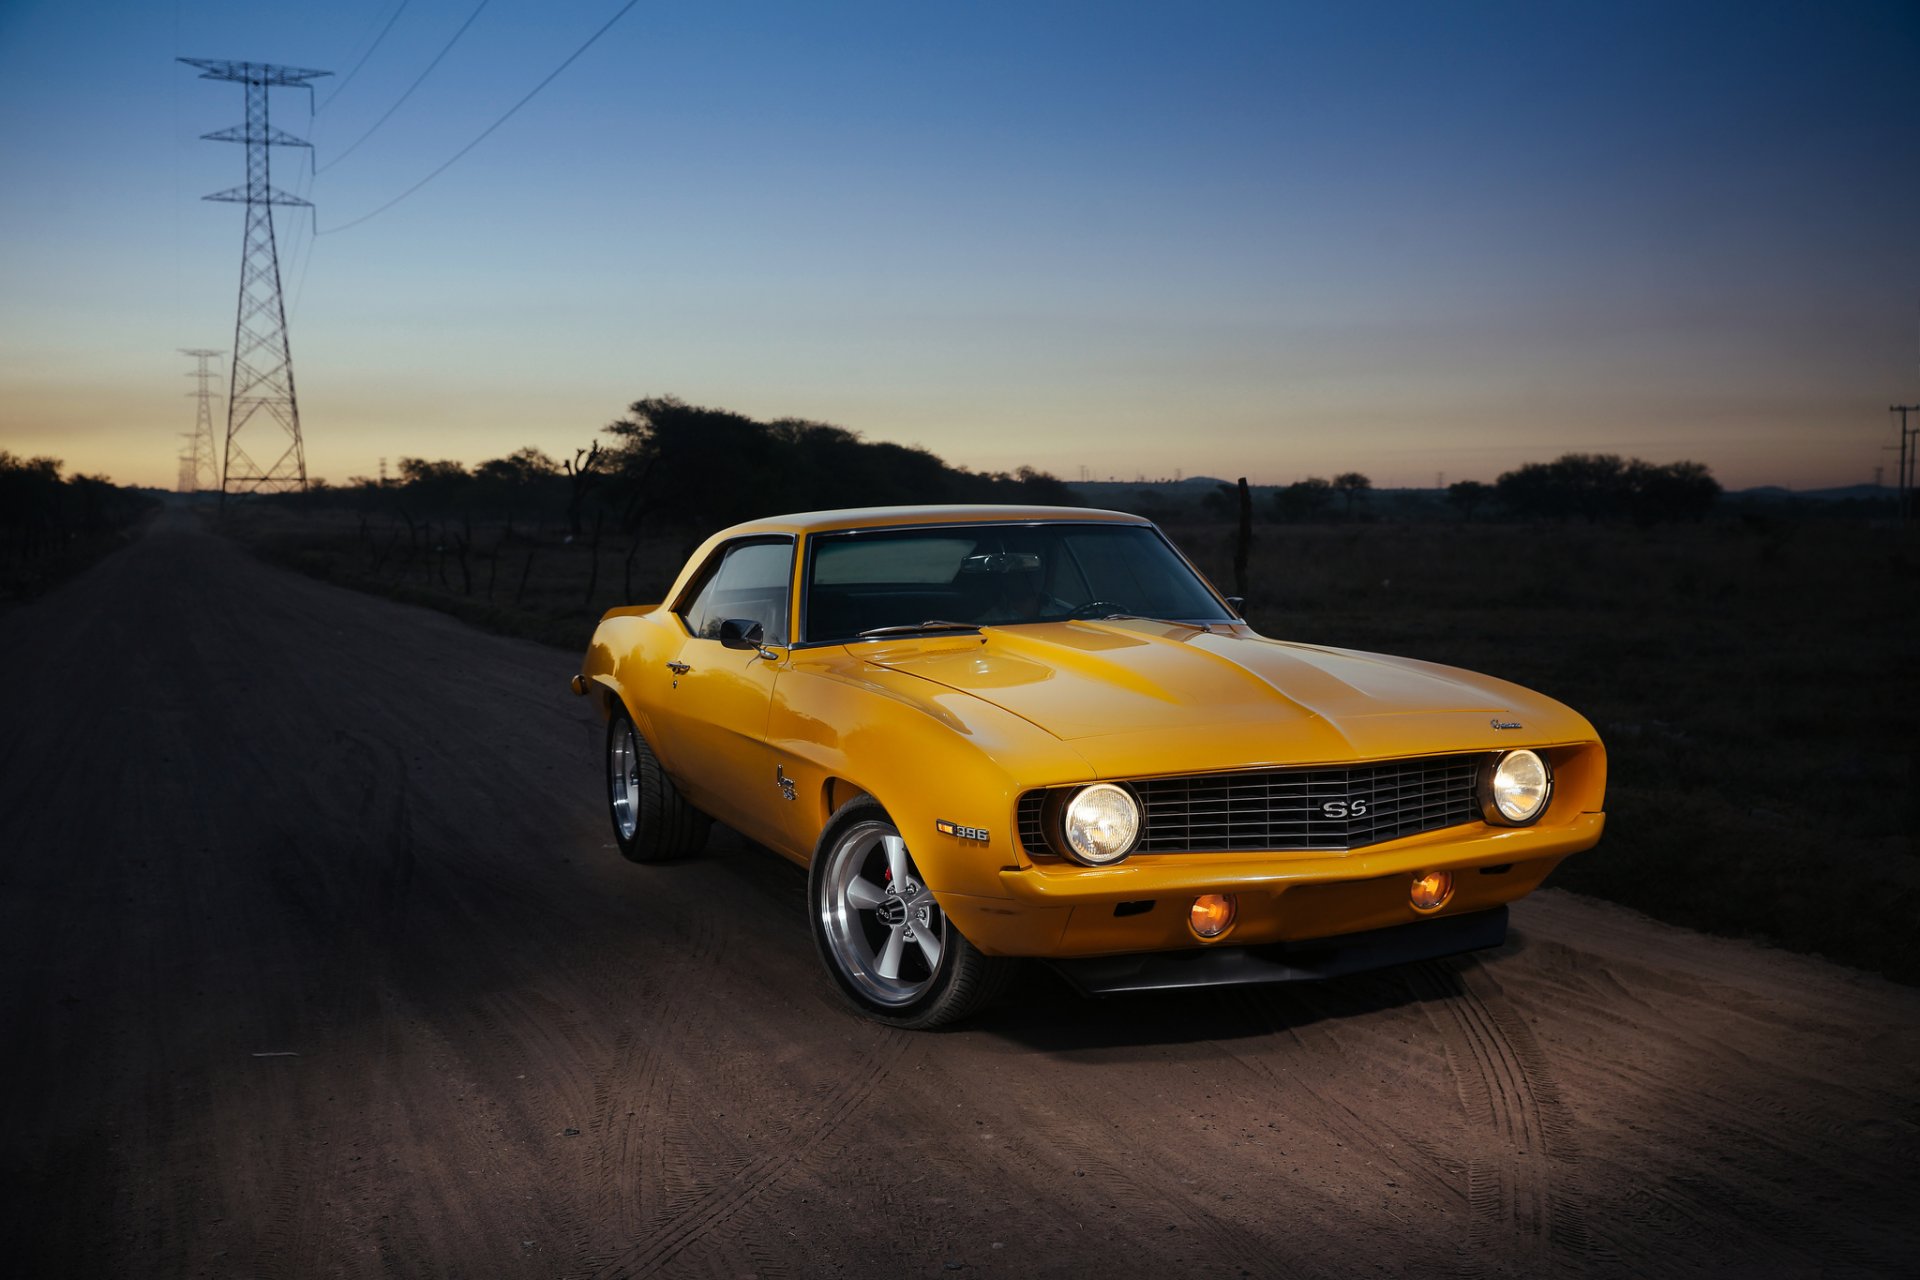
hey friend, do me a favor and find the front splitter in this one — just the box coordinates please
[1045,905,1508,995]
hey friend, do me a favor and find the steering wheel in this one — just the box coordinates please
[1066,600,1125,620]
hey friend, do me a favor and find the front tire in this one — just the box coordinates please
[809,801,1012,1028]
[606,703,709,861]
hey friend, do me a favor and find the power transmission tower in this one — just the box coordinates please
[1893,405,1920,522]
[180,347,223,491]
[177,435,198,494]
[180,59,331,501]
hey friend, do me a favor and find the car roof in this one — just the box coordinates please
[709,504,1151,538]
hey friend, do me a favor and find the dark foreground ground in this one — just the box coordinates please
[3,508,1916,1278]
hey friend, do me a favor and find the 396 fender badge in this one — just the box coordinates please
[935,819,990,842]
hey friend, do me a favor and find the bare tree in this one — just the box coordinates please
[563,442,604,539]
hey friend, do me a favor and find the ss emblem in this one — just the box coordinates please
[1321,799,1369,818]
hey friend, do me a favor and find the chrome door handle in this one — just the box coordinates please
[666,660,691,675]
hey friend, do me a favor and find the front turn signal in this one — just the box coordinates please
[1410,870,1453,912]
[1189,893,1237,939]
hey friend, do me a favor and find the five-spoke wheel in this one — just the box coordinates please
[809,801,1012,1027]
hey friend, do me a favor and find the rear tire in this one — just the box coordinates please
[606,703,709,861]
[809,800,1013,1028]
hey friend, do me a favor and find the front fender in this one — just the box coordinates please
[768,652,1093,902]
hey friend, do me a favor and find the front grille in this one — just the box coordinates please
[1017,753,1486,856]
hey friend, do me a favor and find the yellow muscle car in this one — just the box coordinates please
[572,505,1605,1027]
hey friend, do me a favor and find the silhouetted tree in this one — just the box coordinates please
[1,453,157,594]
[473,446,560,489]
[394,457,471,516]
[600,394,1079,532]
[1447,479,1493,521]
[563,442,605,538]
[1627,459,1720,523]
[0,453,65,556]
[1332,471,1372,519]
[1273,477,1334,522]
[1494,453,1720,523]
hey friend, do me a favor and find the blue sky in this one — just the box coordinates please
[2,0,1916,490]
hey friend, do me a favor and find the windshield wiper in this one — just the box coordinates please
[1093,613,1218,632]
[854,619,981,639]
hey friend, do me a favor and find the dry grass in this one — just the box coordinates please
[224,503,697,651]
[1174,518,1920,982]
[231,504,1920,984]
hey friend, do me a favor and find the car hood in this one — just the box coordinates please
[859,620,1584,769]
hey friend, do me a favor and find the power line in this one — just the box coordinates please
[319,0,641,235]
[285,97,322,319]
[319,0,492,174]
[318,0,413,112]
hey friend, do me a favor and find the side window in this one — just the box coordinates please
[675,557,726,637]
[674,539,793,645]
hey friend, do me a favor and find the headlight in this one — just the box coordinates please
[1482,749,1552,825]
[1058,783,1141,865]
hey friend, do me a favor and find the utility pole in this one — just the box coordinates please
[180,59,331,504]
[180,347,223,491]
[1893,405,1920,521]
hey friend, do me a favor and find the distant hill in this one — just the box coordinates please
[1730,484,1889,503]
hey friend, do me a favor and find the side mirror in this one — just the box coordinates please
[718,618,766,650]
[1225,595,1247,618]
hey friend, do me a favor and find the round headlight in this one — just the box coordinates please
[1484,749,1551,825]
[1059,783,1141,865]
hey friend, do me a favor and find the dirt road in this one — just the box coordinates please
[3,506,1915,1279]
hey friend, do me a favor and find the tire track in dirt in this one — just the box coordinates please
[1030,1110,1275,1276]
[1223,985,1473,1216]
[1407,956,1589,1276]
[588,1024,918,1279]
[1503,941,1914,1276]
[583,907,723,1247]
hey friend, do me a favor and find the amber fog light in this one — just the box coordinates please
[1410,870,1454,912]
[1189,894,1237,938]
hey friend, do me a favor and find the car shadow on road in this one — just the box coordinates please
[695,821,1533,1059]
[967,958,1450,1057]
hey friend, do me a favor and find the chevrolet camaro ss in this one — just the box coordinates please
[571,505,1605,1027]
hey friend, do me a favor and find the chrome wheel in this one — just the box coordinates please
[808,800,1013,1026]
[818,820,947,1008]
[609,719,641,841]
[603,703,709,862]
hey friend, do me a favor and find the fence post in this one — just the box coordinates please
[1234,476,1252,600]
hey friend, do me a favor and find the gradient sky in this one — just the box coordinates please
[2,0,1916,492]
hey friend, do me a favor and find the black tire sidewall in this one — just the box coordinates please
[807,800,973,1026]
[605,705,647,860]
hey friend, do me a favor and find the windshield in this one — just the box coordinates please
[803,522,1234,643]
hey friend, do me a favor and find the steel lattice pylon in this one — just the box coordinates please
[180,59,331,499]
[179,347,223,491]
